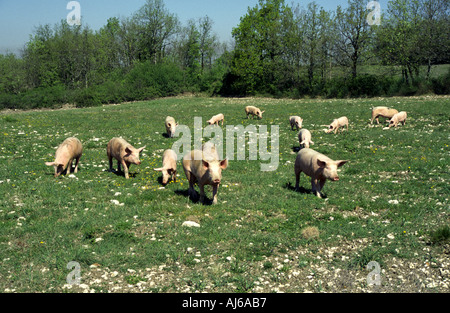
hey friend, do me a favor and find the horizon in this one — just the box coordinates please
[0,0,387,56]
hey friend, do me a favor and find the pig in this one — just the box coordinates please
[45,137,83,177]
[182,144,228,204]
[290,116,303,131]
[295,148,348,198]
[154,149,177,185]
[298,129,314,149]
[326,116,349,134]
[371,106,398,124]
[245,106,265,119]
[389,111,407,128]
[165,116,178,138]
[207,113,225,126]
[107,137,145,179]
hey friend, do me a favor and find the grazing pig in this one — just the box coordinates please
[389,111,407,128]
[326,116,349,134]
[298,129,314,149]
[207,113,225,126]
[154,149,177,185]
[245,106,265,119]
[371,106,398,124]
[107,137,145,179]
[182,144,228,204]
[165,116,178,138]
[290,116,303,131]
[45,137,83,177]
[295,148,348,198]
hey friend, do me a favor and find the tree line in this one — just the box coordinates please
[0,0,449,110]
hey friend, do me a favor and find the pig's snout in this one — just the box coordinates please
[213,179,221,185]
[332,177,339,181]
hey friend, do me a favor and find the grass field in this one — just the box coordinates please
[0,95,449,293]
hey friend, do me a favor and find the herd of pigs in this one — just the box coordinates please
[45,105,407,203]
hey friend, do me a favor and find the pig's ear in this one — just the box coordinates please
[176,123,179,126]
[167,123,172,127]
[138,146,146,153]
[261,111,265,114]
[125,146,133,154]
[154,168,163,172]
[45,162,55,166]
[202,160,210,170]
[317,159,327,168]
[220,159,228,170]
[336,160,348,168]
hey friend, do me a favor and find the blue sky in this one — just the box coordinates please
[0,0,387,55]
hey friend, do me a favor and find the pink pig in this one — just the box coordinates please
[295,148,348,198]
[45,137,83,177]
[154,149,177,185]
[107,137,145,179]
[389,111,407,128]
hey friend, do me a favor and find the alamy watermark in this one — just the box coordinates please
[367,1,381,26]
[367,261,382,286]
[66,261,81,285]
[171,117,279,172]
[67,1,81,26]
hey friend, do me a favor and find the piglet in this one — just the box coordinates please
[326,116,349,134]
[295,148,348,198]
[165,116,178,138]
[245,106,265,119]
[45,137,83,177]
[290,116,303,131]
[154,149,177,185]
[389,111,407,128]
[298,129,314,149]
[182,144,228,204]
[207,113,224,126]
[107,137,145,179]
[371,106,398,124]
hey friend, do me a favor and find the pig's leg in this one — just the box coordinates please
[121,160,129,179]
[66,159,73,175]
[74,157,80,173]
[117,160,121,173]
[318,178,326,198]
[312,178,322,198]
[212,185,218,204]
[108,156,113,172]
[295,170,301,192]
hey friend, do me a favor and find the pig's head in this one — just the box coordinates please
[297,118,303,129]
[257,110,265,119]
[167,122,178,137]
[388,118,396,128]
[123,145,145,165]
[45,162,65,177]
[326,121,337,133]
[154,167,175,185]
[317,159,348,181]
[202,158,228,185]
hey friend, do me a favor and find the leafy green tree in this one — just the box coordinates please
[334,0,375,78]
[229,0,296,95]
[134,0,180,63]
[375,0,422,84]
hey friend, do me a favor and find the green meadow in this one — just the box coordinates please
[0,95,448,293]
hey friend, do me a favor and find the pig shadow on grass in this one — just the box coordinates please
[107,169,140,179]
[284,181,327,198]
[174,188,216,206]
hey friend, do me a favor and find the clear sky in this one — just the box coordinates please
[0,0,387,55]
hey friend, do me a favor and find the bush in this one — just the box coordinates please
[74,88,102,108]
[431,69,450,95]
[124,61,185,100]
